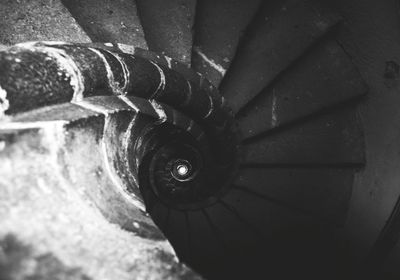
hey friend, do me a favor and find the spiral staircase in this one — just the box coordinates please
[1,0,400,279]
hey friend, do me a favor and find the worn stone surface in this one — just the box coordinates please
[0,234,91,280]
[330,0,400,272]
[236,39,367,139]
[234,167,355,225]
[242,108,365,166]
[0,48,76,114]
[0,120,202,280]
[0,42,229,129]
[192,0,262,86]
[61,0,147,49]
[220,0,341,113]
[0,0,91,45]
[136,0,196,64]
[0,43,238,194]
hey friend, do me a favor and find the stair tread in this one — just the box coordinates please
[136,0,196,65]
[186,202,264,278]
[220,186,343,276]
[162,209,190,260]
[191,0,262,87]
[0,0,91,44]
[61,0,147,48]
[220,0,341,113]
[233,167,355,225]
[182,210,227,277]
[221,187,317,237]
[242,108,365,166]
[237,39,367,138]
[203,202,261,251]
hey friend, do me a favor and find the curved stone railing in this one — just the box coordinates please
[0,41,240,230]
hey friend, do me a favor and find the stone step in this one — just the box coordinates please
[242,107,365,166]
[237,39,367,138]
[191,0,262,86]
[136,0,196,64]
[61,0,147,48]
[0,0,91,44]
[220,0,341,113]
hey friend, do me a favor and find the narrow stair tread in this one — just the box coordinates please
[237,39,367,138]
[220,0,341,113]
[233,167,355,225]
[242,108,365,166]
[191,0,262,86]
[61,0,147,48]
[136,0,196,64]
[0,0,91,44]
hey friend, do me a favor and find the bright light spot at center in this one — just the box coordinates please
[177,164,189,176]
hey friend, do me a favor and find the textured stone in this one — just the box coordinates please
[242,108,365,166]
[220,0,341,113]
[61,0,147,49]
[192,0,262,86]
[0,121,202,280]
[0,0,91,45]
[233,167,355,224]
[236,39,367,138]
[136,0,196,64]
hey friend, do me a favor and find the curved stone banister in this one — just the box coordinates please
[0,41,238,163]
[0,41,239,213]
